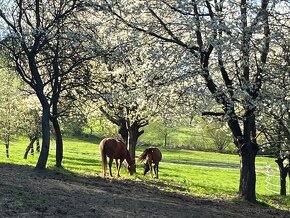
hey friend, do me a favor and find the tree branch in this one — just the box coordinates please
[202,111,225,116]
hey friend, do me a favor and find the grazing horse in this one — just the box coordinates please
[99,138,134,177]
[139,147,162,178]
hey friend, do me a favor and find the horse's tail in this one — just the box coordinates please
[139,148,150,163]
[100,140,107,176]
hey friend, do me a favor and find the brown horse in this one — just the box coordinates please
[139,147,162,178]
[99,138,134,177]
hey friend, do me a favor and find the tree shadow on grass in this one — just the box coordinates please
[62,155,100,165]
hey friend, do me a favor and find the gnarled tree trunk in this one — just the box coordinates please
[227,111,258,202]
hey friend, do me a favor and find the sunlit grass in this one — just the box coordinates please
[1,136,289,210]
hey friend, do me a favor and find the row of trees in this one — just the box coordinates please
[0,0,289,202]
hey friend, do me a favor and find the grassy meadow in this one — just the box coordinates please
[1,136,289,211]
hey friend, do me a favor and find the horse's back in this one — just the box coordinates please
[100,138,126,158]
[146,147,162,163]
[152,147,162,162]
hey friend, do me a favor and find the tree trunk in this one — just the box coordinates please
[128,129,138,162]
[128,129,137,173]
[127,122,144,172]
[280,174,287,196]
[239,145,257,202]
[118,120,128,145]
[5,143,9,158]
[164,132,168,147]
[30,144,34,156]
[227,111,258,202]
[50,48,63,168]
[24,137,37,159]
[89,126,93,136]
[26,54,50,169]
[5,133,10,158]
[275,158,288,196]
[51,117,63,168]
[238,110,258,202]
[36,137,40,152]
[36,103,50,169]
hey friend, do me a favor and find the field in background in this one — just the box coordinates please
[86,120,237,153]
[139,122,237,153]
[0,136,289,210]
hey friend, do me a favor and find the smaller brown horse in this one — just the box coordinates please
[99,138,134,177]
[139,147,162,178]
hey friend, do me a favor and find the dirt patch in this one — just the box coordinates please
[0,163,289,217]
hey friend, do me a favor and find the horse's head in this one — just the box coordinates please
[127,161,135,175]
[143,162,150,175]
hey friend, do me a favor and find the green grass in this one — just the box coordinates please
[1,136,289,210]
[140,124,214,148]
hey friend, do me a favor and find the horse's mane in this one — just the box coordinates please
[126,149,134,164]
[139,148,150,162]
[118,139,126,147]
[118,140,133,165]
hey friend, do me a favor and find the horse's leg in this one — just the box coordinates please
[148,156,153,178]
[117,159,124,177]
[148,157,153,178]
[157,163,159,178]
[154,163,159,178]
[153,163,157,178]
[102,157,107,177]
[109,158,114,177]
[149,162,153,178]
[115,159,119,177]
